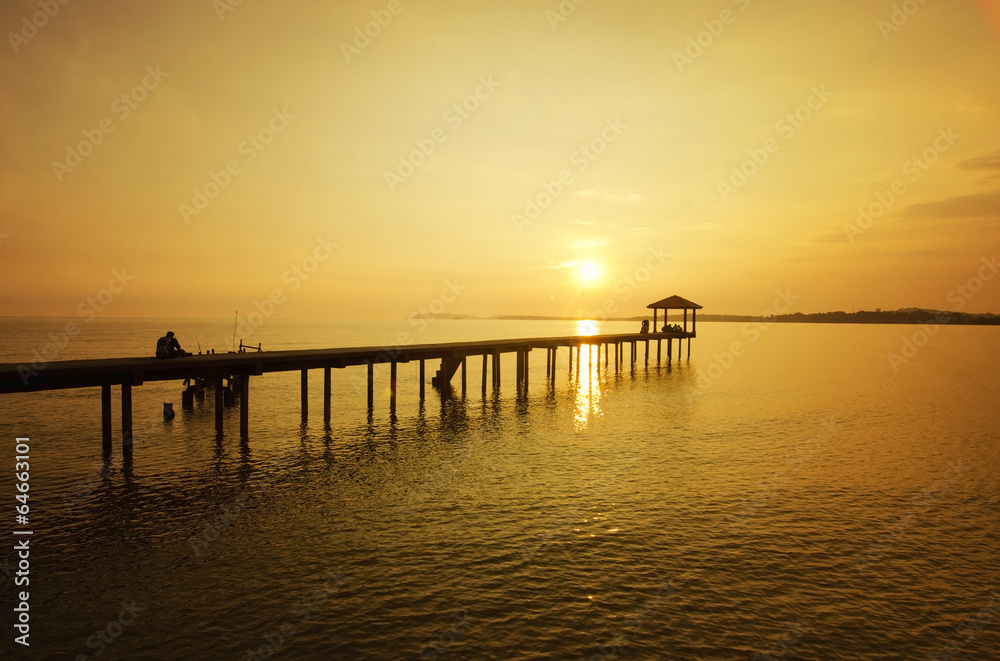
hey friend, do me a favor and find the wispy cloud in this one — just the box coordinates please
[901,191,1000,220]
[957,150,1000,182]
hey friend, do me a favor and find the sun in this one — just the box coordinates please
[579,262,601,283]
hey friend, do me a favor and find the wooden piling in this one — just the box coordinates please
[367,362,374,410]
[323,367,331,424]
[101,384,112,455]
[482,354,487,398]
[390,361,397,412]
[461,357,467,395]
[657,339,661,363]
[419,359,425,401]
[524,350,529,391]
[300,369,308,420]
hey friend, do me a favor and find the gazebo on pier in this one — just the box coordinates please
[647,295,702,358]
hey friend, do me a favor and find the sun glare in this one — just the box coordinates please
[579,262,601,283]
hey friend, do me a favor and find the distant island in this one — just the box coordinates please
[412,309,1000,325]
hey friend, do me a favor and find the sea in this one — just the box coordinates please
[0,317,998,660]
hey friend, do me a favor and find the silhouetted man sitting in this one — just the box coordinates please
[156,331,190,359]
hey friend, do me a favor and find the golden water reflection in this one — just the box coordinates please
[573,343,604,431]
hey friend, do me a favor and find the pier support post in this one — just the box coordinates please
[367,362,374,411]
[668,338,673,362]
[390,362,397,413]
[516,351,524,390]
[101,384,112,456]
[524,350,529,391]
[240,374,250,439]
[575,345,580,375]
[493,351,500,389]
[657,339,661,363]
[482,354,488,398]
[461,357,467,396]
[214,378,224,435]
[645,340,649,365]
[300,369,308,421]
[687,338,691,359]
[568,346,573,375]
[122,382,133,456]
[420,360,425,401]
[323,367,331,424]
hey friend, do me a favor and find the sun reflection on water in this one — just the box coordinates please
[573,343,603,431]
[576,319,599,336]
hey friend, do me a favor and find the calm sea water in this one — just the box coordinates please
[1,317,998,660]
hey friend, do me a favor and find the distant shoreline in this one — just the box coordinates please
[414,310,1000,325]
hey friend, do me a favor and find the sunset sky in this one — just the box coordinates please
[1,0,999,319]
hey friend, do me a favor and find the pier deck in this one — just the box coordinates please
[0,330,694,456]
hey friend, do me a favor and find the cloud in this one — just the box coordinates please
[901,191,1000,220]
[957,150,1000,182]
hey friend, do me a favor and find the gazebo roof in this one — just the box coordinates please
[646,295,702,310]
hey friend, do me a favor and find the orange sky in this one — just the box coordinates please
[1,0,999,319]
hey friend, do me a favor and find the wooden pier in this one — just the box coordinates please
[0,331,693,455]
[0,295,702,458]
